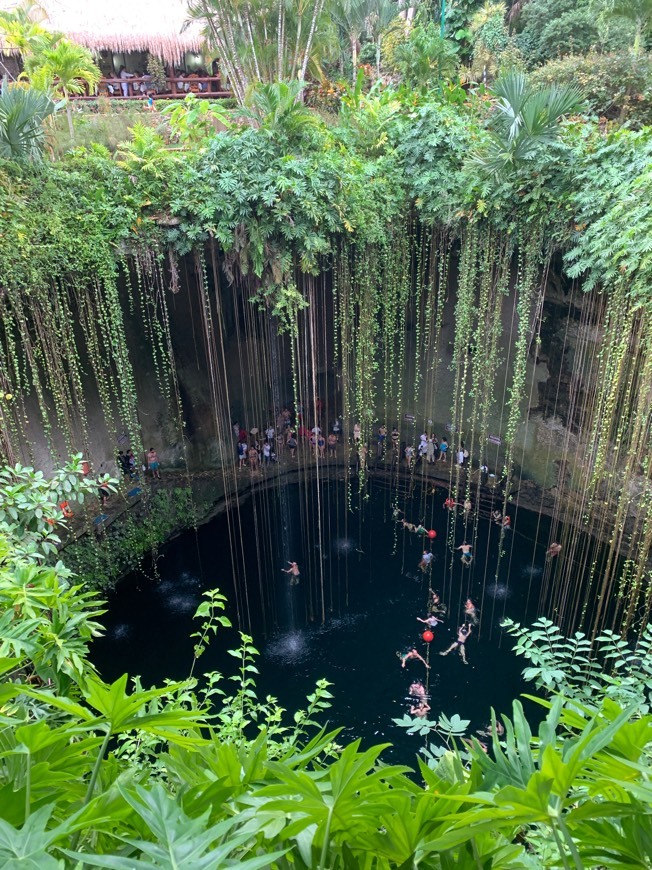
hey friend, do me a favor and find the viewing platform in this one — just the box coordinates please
[75,75,231,100]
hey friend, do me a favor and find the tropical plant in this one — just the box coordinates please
[606,0,652,54]
[514,0,634,66]
[474,70,583,174]
[116,122,180,179]
[363,0,402,75]
[186,0,330,105]
[0,0,52,59]
[161,92,231,147]
[24,38,101,140]
[0,83,56,162]
[0,454,114,560]
[331,0,373,79]
[146,52,167,93]
[531,50,652,125]
[503,616,652,712]
[469,0,518,80]
[394,22,460,85]
[239,80,322,143]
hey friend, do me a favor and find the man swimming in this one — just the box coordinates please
[398,648,430,669]
[456,543,473,565]
[281,561,301,585]
[439,623,472,664]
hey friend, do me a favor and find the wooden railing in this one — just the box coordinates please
[74,75,230,100]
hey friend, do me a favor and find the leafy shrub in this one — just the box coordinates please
[63,487,197,590]
[531,50,652,125]
[503,615,652,712]
[515,0,634,66]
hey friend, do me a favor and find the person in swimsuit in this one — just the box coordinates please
[398,648,430,668]
[409,681,426,698]
[402,519,427,534]
[410,699,431,719]
[146,448,161,479]
[419,550,434,573]
[547,542,562,558]
[417,613,444,628]
[428,590,447,618]
[282,561,301,585]
[456,543,473,565]
[439,623,472,664]
[464,598,479,625]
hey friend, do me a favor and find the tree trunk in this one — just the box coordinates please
[64,88,74,142]
[376,36,381,77]
[351,37,358,82]
[299,0,325,82]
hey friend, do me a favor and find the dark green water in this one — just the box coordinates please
[92,477,550,761]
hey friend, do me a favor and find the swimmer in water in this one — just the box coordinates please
[398,648,430,669]
[439,623,472,664]
[456,543,473,565]
[492,510,503,524]
[428,590,447,618]
[402,519,427,535]
[547,542,562,558]
[464,598,479,625]
[410,699,431,719]
[419,550,434,573]
[417,614,444,628]
[477,720,505,738]
[281,561,301,585]
[409,681,426,698]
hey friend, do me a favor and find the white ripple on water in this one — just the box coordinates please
[332,537,357,556]
[265,631,309,664]
[111,623,131,640]
[165,593,200,613]
[520,564,543,579]
[485,582,512,600]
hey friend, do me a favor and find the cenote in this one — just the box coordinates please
[6,9,652,860]
[93,476,560,759]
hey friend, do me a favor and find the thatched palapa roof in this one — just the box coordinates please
[0,0,205,65]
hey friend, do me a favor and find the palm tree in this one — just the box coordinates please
[364,0,402,76]
[606,0,652,54]
[240,80,321,140]
[26,39,100,141]
[331,0,373,80]
[0,83,56,162]
[0,1,52,59]
[186,0,329,105]
[475,71,583,175]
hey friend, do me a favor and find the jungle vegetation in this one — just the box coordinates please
[1,1,652,864]
[0,458,651,868]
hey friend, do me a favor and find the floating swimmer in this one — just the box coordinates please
[281,561,301,585]
[456,543,473,565]
[397,648,430,669]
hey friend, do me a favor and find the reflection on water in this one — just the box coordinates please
[111,623,131,640]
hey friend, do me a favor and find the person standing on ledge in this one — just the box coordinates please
[282,561,301,585]
[147,447,161,479]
